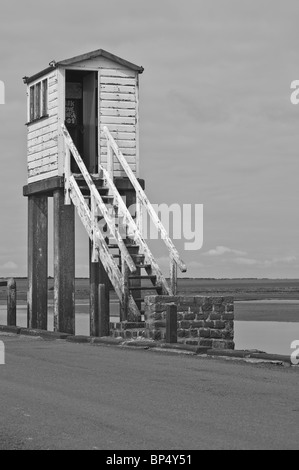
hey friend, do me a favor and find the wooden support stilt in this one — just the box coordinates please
[7,278,16,327]
[121,258,130,322]
[89,241,100,337]
[99,258,110,333]
[170,259,178,295]
[53,189,75,334]
[27,195,48,330]
[99,284,110,337]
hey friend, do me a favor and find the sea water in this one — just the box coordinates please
[0,301,298,356]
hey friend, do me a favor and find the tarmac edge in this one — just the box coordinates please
[0,324,297,366]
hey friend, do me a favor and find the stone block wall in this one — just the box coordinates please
[144,295,235,350]
[110,321,147,340]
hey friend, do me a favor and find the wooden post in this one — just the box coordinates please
[91,194,99,263]
[53,189,75,334]
[89,241,100,337]
[118,186,142,316]
[136,195,143,234]
[99,284,110,337]
[64,145,71,205]
[7,278,16,327]
[166,303,178,344]
[89,257,111,337]
[107,142,114,180]
[121,258,129,322]
[99,259,110,330]
[27,195,48,330]
[170,259,178,295]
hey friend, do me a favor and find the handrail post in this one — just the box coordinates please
[107,140,114,181]
[102,125,187,274]
[7,278,16,327]
[64,145,71,205]
[99,284,110,337]
[166,303,178,344]
[136,195,143,234]
[170,259,178,295]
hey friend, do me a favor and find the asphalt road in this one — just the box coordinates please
[0,334,298,450]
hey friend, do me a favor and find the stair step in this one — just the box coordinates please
[129,275,157,281]
[101,196,114,203]
[111,253,144,260]
[74,174,109,192]
[77,187,110,196]
[74,174,104,182]
[108,244,139,249]
[113,254,144,262]
[132,297,160,304]
[130,286,159,292]
[135,264,152,269]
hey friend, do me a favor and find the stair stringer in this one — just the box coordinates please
[69,175,141,321]
[101,166,172,296]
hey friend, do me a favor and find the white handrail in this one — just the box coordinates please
[69,174,141,321]
[68,175,123,300]
[100,165,172,295]
[61,123,137,274]
[103,126,187,274]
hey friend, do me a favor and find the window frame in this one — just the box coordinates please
[28,78,49,124]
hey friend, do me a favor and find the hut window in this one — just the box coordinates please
[34,83,41,119]
[29,79,48,122]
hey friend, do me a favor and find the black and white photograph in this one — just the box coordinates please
[0,0,298,452]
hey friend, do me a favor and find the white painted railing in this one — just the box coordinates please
[103,126,187,295]
[61,124,140,321]
[62,124,136,271]
[100,166,171,295]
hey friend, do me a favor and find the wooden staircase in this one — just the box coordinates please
[61,124,186,322]
[109,241,163,316]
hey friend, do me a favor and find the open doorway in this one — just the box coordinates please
[65,70,98,174]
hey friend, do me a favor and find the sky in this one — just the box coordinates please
[0,0,298,279]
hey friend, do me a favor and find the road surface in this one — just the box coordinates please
[0,334,298,450]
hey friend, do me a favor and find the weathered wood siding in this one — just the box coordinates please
[98,66,139,177]
[65,56,140,177]
[27,56,140,183]
[27,70,59,183]
[63,58,140,176]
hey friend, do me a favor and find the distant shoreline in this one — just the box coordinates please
[1,277,298,281]
[0,299,298,323]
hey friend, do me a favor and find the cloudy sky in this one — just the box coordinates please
[0,0,298,278]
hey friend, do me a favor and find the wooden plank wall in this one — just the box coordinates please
[27,70,59,183]
[98,66,138,177]
[26,57,140,183]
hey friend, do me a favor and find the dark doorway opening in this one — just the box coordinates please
[65,70,98,174]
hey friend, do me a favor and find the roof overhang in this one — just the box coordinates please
[23,48,144,85]
[23,66,56,85]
